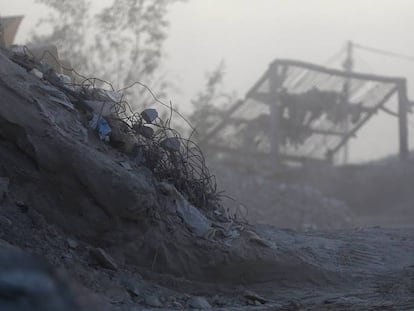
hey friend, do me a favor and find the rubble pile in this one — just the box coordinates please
[0,45,288,309]
[211,161,355,230]
[7,45,219,210]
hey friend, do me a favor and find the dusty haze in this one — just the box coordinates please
[2,0,414,162]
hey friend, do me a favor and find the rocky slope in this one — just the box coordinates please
[0,47,413,311]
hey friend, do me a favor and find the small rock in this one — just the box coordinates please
[0,216,12,227]
[243,290,267,304]
[30,68,44,79]
[105,286,130,304]
[15,200,28,213]
[89,247,118,271]
[213,295,227,307]
[171,300,184,308]
[188,296,211,309]
[145,295,163,308]
[160,137,180,152]
[119,273,143,297]
[137,125,154,139]
[246,230,273,248]
[66,238,78,249]
[141,108,158,123]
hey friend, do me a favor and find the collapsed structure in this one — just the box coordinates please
[203,59,410,167]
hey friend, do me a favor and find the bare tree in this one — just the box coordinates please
[32,0,182,97]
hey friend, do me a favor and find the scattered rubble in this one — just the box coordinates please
[0,42,413,311]
[188,296,211,309]
[145,295,164,308]
[66,238,79,249]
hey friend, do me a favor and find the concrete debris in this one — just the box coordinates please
[243,290,267,304]
[160,137,180,152]
[136,125,154,139]
[89,247,118,271]
[159,182,211,237]
[66,238,78,249]
[141,108,158,123]
[58,73,72,86]
[188,296,211,309]
[246,230,274,248]
[30,68,43,79]
[145,295,163,308]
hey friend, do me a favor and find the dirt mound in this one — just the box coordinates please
[0,47,413,311]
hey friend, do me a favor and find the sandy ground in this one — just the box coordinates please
[1,196,413,310]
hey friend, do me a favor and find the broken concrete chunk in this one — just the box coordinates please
[246,230,274,248]
[66,238,78,249]
[176,202,211,237]
[243,290,267,304]
[89,247,118,271]
[141,108,158,123]
[158,182,212,237]
[137,125,154,139]
[145,295,163,308]
[188,296,211,309]
[160,137,180,152]
[58,73,72,86]
[30,68,43,79]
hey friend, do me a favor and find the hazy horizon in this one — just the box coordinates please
[2,0,414,162]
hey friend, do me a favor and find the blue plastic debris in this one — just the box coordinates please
[97,117,111,141]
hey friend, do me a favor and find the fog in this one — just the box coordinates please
[1,2,414,309]
[3,0,413,162]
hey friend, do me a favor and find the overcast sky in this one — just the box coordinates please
[1,0,414,162]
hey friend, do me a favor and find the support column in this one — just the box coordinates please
[268,62,281,168]
[342,40,354,164]
[398,80,409,159]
